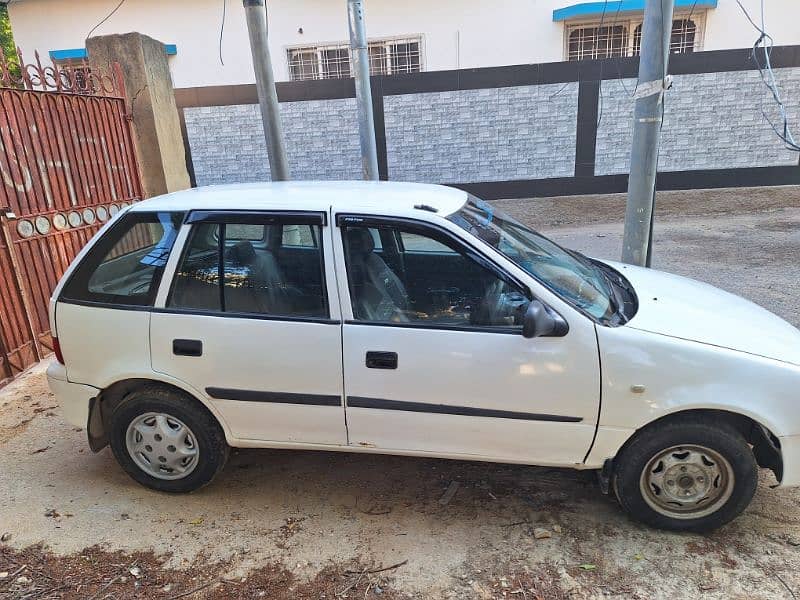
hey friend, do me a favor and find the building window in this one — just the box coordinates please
[566,15,703,61]
[53,57,92,90]
[288,37,422,81]
[320,47,351,80]
[632,19,698,55]
[568,25,628,61]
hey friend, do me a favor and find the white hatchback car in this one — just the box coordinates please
[47,181,800,531]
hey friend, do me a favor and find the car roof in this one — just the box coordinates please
[128,181,470,217]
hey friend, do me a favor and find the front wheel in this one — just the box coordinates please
[108,386,229,493]
[612,418,758,531]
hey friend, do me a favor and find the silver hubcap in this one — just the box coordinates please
[125,413,199,480]
[639,445,734,519]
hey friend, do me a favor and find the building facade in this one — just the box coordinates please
[5,0,800,197]
[6,0,800,89]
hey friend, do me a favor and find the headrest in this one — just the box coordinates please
[345,227,375,256]
[228,240,256,265]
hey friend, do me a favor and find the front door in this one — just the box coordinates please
[334,215,600,465]
[151,211,346,445]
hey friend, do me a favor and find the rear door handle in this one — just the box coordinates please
[173,339,203,357]
[366,351,398,370]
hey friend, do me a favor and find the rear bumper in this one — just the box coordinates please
[46,362,99,429]
[778,435,800,487]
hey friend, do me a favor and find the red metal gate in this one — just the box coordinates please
[0,50,143,386]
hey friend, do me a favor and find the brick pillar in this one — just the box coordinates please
[87,33,190,198]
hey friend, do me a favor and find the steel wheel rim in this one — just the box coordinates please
[125,412,199,480]
[639,444,735,520]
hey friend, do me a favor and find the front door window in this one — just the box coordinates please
[341,222,530,330]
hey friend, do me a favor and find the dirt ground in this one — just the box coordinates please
[2,186,800,599]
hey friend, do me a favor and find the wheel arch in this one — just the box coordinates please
[87,377,233,452]
[614,408,782,483]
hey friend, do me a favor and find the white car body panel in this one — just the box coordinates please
[56,303,152,388]
[596,324,800,438]
[46,361,98,428]
[339,323,599,464]
[605,260,800,366]
[42,181,800,490]
[150,313,347,445]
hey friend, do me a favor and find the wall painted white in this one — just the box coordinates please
[7,0,800,89]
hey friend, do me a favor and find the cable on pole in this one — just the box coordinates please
[85,0,127,43]
[736,0,800,152]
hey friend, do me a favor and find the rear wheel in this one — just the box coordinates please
[108,386,229,493]
[613,417,758,531]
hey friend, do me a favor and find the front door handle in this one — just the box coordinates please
[173,339,203,357]
[366,351,398,370]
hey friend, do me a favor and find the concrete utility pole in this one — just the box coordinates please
[621,0,675,266]
[243,0,290,180]
[347,0,380,180]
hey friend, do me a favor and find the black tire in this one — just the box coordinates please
[612,417,758,532]
[108,385,229,493]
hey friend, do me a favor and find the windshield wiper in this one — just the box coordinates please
[594,262,629,323]
[564,249,625,321]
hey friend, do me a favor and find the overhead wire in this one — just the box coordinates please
[219,0,227,66]
[736,0,800,152]
[85,0,127,44]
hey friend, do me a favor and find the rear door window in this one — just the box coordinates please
[60,211,184,306]
[168,217,329,319]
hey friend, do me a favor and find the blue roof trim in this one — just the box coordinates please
[49,48,87,61]
[553,0,717,21]
[50,44,178,61]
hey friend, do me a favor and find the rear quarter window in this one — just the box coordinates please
[60,211,184,306]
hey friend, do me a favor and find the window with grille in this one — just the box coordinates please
[568,25,628,61]
[288,37,422,81]
[632,19,698,55]
[53,57,92,91]
[566,15,702,61]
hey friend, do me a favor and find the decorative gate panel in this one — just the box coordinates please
[0,50,143,386]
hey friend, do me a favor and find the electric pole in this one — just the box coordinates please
[347,0,380,180]
[243,0,290,181]
[621,0,675,266]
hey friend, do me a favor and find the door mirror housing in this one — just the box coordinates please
[522,299,569,338]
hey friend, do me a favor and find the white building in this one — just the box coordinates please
[6,0,800,89]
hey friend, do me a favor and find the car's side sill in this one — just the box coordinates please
[205,387,341,406]
[226,435,596,468]
[346,396,582,422]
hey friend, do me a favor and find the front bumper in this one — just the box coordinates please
[777,435,800,487]
[46,362,99,429]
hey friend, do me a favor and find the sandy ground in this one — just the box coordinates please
[2,186,800,599]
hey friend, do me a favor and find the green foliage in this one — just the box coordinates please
[0,3,19,75]
[0,4,15,53]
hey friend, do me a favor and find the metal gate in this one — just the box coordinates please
[0,50,143,386]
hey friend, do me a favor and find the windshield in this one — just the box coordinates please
[447,196,616,321]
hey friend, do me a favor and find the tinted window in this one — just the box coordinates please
[61,211,184,306]
[169,221,328,318]
[342,224,530,329]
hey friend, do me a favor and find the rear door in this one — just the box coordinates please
[151,210,347,445]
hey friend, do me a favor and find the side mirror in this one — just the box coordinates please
[522,299,569,339]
